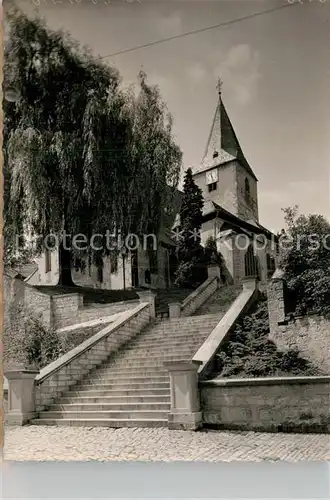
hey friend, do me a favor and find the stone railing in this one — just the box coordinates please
[5,298,153,424]
[168,268,220,320]
[200,375,330,433]
[192,277,259,379]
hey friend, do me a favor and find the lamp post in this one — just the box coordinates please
[121,246,127,290]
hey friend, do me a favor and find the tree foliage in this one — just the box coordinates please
[174,168,206,288]
[4,9,182,283]
[279,206,330,315]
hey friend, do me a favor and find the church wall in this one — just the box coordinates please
[35,250,59,286]
[217,236,234,283]
[235,162,259,222]
[109,255,132,290]
[72,263,98,288]
[137,247,169,289]
[233,234,248,283]
[137,248,150,287]
[201,220,217,247]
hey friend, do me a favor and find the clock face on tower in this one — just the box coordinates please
[206,168,218,185]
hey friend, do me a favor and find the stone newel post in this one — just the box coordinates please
[137,290,156,319]
[5,367,39,425]
[207,264,221,282]
[169,302,181,319]
[267,269,286,335]
[242,276,259,292]
[164,360,203,431]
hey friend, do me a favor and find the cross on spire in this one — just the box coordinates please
[216,77,223,95]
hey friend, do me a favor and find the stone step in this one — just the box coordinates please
[74,381,170,391]
[143,324,220,334]
[125,338,205,347]
[49,402,170,411]
[58,395,171,404]
[84,375,168,383]
[127,334,209,344]
[89,369,168,378]
[113,350,199,359]
[100,356,192,368]
[112,347,196,357]
[124,340,204,350]
[145,322,220,332]
[32,418,167,428]
[68,388,170,397]
[38,410,168,420]
[103,353,194,364]
[157,313,222,322]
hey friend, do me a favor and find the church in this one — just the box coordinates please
[26,83,278,290]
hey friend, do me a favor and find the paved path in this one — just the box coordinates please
[4,426,330,462]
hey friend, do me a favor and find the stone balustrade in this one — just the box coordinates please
[5,303,151,424]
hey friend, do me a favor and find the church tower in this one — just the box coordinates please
[191,80,259,223]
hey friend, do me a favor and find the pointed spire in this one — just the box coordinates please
[196,79,257,181]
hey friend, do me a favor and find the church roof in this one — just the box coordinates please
[202,200,276,239]
[192,90,258,181]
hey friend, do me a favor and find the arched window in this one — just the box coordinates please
[245,243,256,277]
[245,177,250,202]
[45,248,51,274]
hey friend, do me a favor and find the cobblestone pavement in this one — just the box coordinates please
[4,426,330,462]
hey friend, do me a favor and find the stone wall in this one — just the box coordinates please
[267,276,330,374]
[35,303,150,411]
[51,293,139,330]
[200,376,330,433]
[270,315,330,375]
[76,300,140,326]
[51,293,81,329]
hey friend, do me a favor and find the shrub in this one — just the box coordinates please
[215,297,318,378]
[279,206,330,316]
[21,313,65,369]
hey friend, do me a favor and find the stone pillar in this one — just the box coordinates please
[164,360,203,431]
[169,302,181,319]
[76,294,84,308]
[242,276,259,292]
[5,368,39,425]
[137,290,156,319]
[267,271,286,334]
[207,264,220,282]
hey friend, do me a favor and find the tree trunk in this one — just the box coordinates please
[58,241,76,286]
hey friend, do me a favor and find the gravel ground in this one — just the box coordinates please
[4,426,330,462]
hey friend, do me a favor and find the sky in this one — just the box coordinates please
[7,0,330,232]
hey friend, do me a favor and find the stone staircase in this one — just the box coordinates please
[32,284,240,428]
[154,287,192,319]
[32,313,224,427]
[194,284,242,316]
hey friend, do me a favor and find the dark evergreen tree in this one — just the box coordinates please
[174,168,206,287]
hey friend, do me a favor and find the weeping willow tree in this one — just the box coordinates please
[4,8,182,285]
